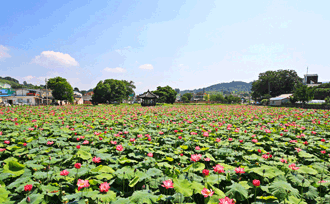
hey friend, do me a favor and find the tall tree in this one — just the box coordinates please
[152,86,177,104]
[47,77,74,103]
[251,70,302,99]
[121,80,136,99]
[182,93,193,101]
[293,83,315,106]
[92,79,127,103]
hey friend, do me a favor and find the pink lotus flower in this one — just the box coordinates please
[4,140,10,144]
[147,153,153,157]
[234,167,245,174]
[99,182,110,193]
[203,132,209,137]
[24,184,33,191]
[228,138,233,141]
[47,141,54,145]
[213,164,225,173]
[161,179,174,189]
[265,129,271,133]
[216,138,221,142]
[137,134,143,138]
[202,169,209,176]
[111,141,117,145]
[178,136,182,139]
[295,148,302,153]
[252,180,260,186]
[201,188,214,197]
[82,140,89,145]
[74,163,81,169]
[321,150,326,154]
[195,146,201,150]
[77,179,89,191]
[280,159,287,163]
[159,131,164,135]
[28,128,34,131]
[76,145,80,149]
[124,131,129,134]
[60,170,69,176]
[116,145,124,152]
[130,138,135,142]
[321,139,326,142]
[219,197,235,204]
[252,139,258,143]
[262,154,269,159]
[0,148,6,152]
[204,157,211,161]
[318,180,328,183]
[92,157,101,163]
[257,149,261,153]
[190,154,202,162]
[190,132,198,135]
[23,143,27,146]
[289,163,299,170]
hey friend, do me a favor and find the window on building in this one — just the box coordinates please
[27,99,30,103]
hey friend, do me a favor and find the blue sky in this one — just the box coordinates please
[1,0,330,94]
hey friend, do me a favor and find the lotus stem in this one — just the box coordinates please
[254,186,257,203]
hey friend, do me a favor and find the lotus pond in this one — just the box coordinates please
[0,105,329,204]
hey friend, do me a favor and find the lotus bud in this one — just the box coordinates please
[134,169,137,173]
[263,169,266,174]
[26,197,31,203]
[302,179,305,184]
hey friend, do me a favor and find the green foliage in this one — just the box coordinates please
[152,86,177,104]
[92,79,127,103]
[121,80,136,99]
[314,88,330,100]
[251,69,302,99]
[181,95,189,103]
[182,93,193,101]
[47,76,74,102]
[293,83,315,104]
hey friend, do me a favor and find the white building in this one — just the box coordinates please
[269,94,293,106]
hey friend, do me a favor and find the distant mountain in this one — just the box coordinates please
[180,81,252,94]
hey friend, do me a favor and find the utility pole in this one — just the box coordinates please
[45,78,48,105]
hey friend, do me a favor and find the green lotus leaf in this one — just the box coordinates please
[3,158,25,177]
[129,190,158,204]
[173,178,193,197]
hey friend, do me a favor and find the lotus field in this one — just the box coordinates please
[1,105,330,204]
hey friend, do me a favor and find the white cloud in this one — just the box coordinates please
[103,67,126,73]
[139,64,153,70]
[0,45,11,59]
[23,75,34,81]
[32,51,79,68]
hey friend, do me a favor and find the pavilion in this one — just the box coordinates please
[139,90,159,106]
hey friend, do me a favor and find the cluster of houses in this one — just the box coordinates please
[0,83,94,106]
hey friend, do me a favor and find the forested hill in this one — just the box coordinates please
[180,81,252,94]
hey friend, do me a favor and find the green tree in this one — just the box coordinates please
[251,70,302,98]
[92,79,127,103]
[175,88,180,94]
[293,83,315,106]
[152,86,177,104]
[182,93,193,101]
[203,94,210,101]
[47,77,74,103]
[181,95,189,103]
[73,87,80,92]
[121,80,136,99]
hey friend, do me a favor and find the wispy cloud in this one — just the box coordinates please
[0,45,11,59]
[139,64,153,70]
[103,67,126,73]
[32,51,79,68]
